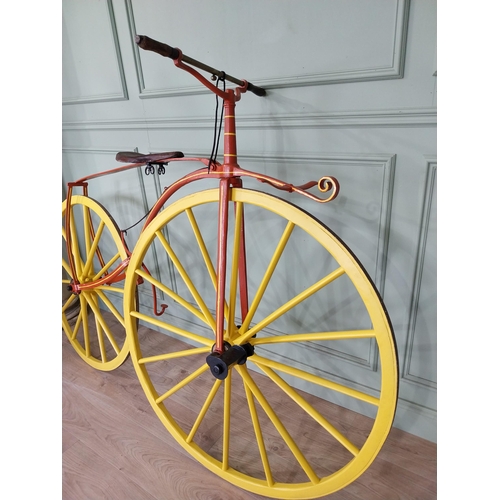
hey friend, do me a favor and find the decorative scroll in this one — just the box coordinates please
[242,170,340,204]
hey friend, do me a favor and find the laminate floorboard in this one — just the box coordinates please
[62,328,437,500]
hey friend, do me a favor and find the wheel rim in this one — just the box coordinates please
[62,195,129,371]
[124,188,398,498]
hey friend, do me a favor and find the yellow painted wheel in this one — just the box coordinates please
[124,188,398,499]
[62,195,129,371]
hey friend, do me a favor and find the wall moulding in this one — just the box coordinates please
[126,0,411,98]
[402,157,437,390]
[62,107,437,131]
[393,396,436,443]
[62,147,121,155]
[62,0,128,105]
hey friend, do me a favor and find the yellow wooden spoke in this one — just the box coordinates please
[81,295,90,357]
[62,293,78,314]
[136,268,213,331]
[240,221,294,333]
[251,354,379,406]
[228,202,243,338]
[62,316,72,338]
[85,296,107,363]
[93,252,121,280]
[86,294,120,355]
[155,364,209,404]
[251,329,376,346]
[222,370,232,471]
[62,257,72,277]
[130,310,213,347]
[83,204,92,256]
[186,208,230,322]
[236,365,320,484]
[186,379,223,444]
[242,380,274,486]
[139,346,211,365]
[156,230,216,331]
[82,204,94,272]
[257,363,360,456]
[95,317,108,363]
[95,284,125,295]
[69,209,83,279]
[95,289,125,327]
[237,267,346,345]
[82,220,105,277]
[70,307,83,341]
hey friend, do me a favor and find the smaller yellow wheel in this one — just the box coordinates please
[62,195,129,371]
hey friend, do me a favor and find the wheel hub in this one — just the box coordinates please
[206,342,254,380]
[67,280,81,295]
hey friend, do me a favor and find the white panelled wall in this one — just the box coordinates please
[62,0,437,442]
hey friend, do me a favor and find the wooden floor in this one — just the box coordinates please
[62,328,437,500]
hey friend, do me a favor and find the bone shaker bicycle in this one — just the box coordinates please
[62,34,399,499]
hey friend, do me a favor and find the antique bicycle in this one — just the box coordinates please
[62,35,399,499]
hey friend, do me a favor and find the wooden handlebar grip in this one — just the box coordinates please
[135,35,180,60]
[246,82,266,97]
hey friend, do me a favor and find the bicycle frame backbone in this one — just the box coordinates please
[64,35,341,366]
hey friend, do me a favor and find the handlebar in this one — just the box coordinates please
[135,35,266,97]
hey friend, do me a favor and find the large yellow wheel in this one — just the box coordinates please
[124,188,398,499]
[62,196,130,371]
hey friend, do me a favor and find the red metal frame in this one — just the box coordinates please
[64,51,340,354]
